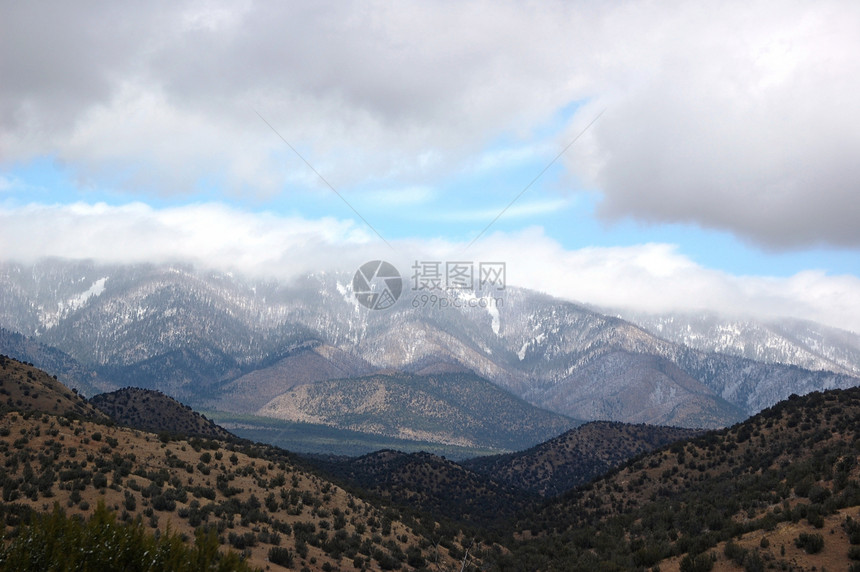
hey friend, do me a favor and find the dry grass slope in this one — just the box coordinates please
[0,357,476,571]
[0,355,107,421]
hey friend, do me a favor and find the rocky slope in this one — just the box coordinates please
[620,309,860,376]
[492,386,860,569]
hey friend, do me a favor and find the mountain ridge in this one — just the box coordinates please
[257,371,580,451]
[462,420,702,497]
[2,260,859,433]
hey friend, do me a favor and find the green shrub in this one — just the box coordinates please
[268,546,294,567]
[679,552,713,572]
[794,532,824,554]
[743,551,764,572]
[0,501,252,571]
[724,541,746,565]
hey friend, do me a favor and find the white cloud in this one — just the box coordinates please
[2,202,858,333]
[431,198,573,223]
[469,230,860,333]
[0,201,374,279]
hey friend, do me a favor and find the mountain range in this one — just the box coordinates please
[617,308,860,376]
[1,259,859,452]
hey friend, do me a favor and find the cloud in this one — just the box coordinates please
[2,201,858,333]
[431,198,573,222]
[565,2,860,249]
[1,1,576,194]
[469,229,860,333]
[0,201,374,278]
[2,1,859,248]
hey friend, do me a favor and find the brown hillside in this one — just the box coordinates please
[500,388,860,569]
[219,344,375,414]
[463,420,701,496]
[90,387,233,441]
[319,450,532,526]
[0,360,474,571]
[658,505,860,571]
[0,354,107,421]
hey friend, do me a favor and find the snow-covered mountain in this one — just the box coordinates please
[1,259,858,429]
[614,310,860,377]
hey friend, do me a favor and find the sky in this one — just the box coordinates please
[1,1,859,332]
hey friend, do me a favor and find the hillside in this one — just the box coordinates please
[216,343,376,414]
[0,360,474,571]
[6,350,860,570]
[0,354,107,421]
[534,351,747,428]
[316,450,533,527]
[463,421,701,497]
[488,387,860,570]
[258,371,579,451]
[90,387,234,441]
[0,328,115,398]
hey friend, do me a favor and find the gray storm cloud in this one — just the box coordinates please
[571,2,860,249]
[2,0,859,248]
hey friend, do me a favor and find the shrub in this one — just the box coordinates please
[227,532,256,550]
[0,502,252,571]
[743,551,764,572]
[679,553,713,572]
[92,473,108,489]
[724,541,746,565]
[794,533,824,554]
[151,494,176,512]
[268,546,294,567]
[846,516,860,544]
[123,491,136,511]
